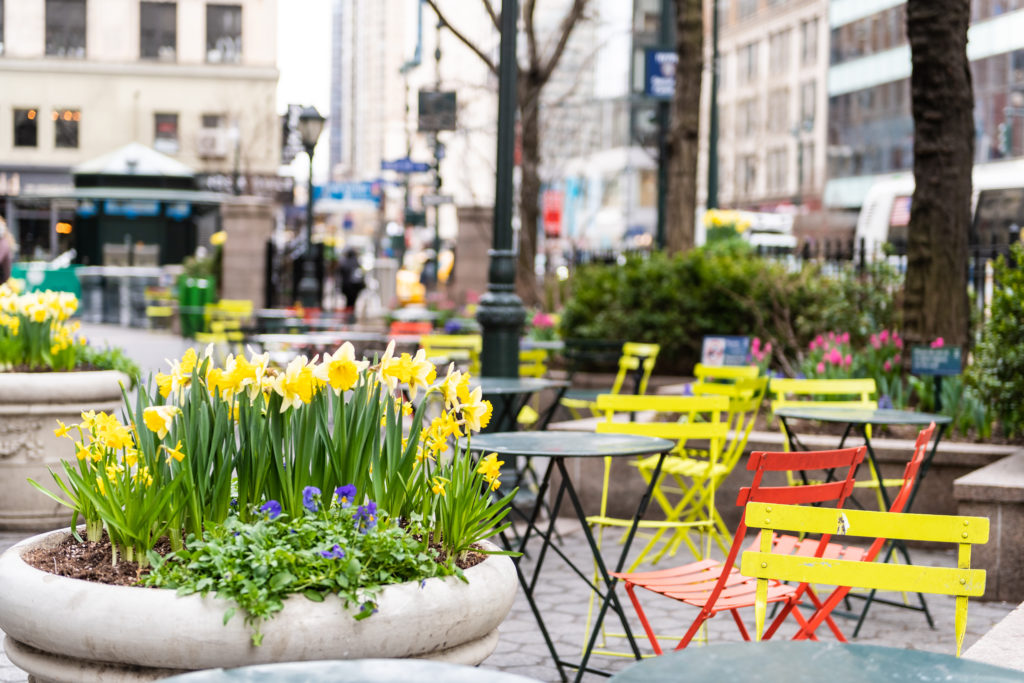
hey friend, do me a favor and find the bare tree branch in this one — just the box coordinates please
[481,0,501,32]
[537,0,590,85]
[424,0,497,75]
[525,0,540,70]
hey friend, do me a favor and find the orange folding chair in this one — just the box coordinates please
[610,445,866,654]
[773,421,937,639]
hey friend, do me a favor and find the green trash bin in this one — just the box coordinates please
[178,276,217,338]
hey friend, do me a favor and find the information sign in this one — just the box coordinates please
[700,335,751,366]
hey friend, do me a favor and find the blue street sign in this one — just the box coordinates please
[645,48,678,100]
[701,335,751,367]
[313,181,381,204]
[381,157,432,174]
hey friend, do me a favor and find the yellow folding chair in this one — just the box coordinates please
[769,377,897,511]
[516,348,550,427]
[742,502,989,655]
[419,333,482,374]
[560,342,660,419]
[631,374,769,562]
[583,393,730,656]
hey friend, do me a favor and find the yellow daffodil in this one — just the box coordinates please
[133,466,154,487]
[124,448,139,468]
[273,355,321,412]
[315,342,368,394]
[162,440,186,464]
[75,443,91,461]
[477,452,504,482]
[431,477,448,497]
[53,420,72,439]
[440,365,470,410]
[459,387,492,432]
[142,405,181,439]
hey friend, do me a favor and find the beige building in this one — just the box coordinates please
[0,0,281,258]
[714,0,829,212]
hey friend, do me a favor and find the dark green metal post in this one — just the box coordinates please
[707,0,720,209]
[476,0,524,378]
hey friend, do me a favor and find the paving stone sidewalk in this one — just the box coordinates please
[0,524,1015,683]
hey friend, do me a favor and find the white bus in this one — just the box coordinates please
[855,158,1024,255]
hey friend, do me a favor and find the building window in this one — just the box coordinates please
[801,18,818,65]
[46,0,87,58]
[739,41,758,83]
[768,29,791,74]
[141,2,177,61]
[14,109,38,147]
[800,80,816,126]
[53,108,80,148]
[768,88,790,134]
[738,0,757,20]
[154,113,179,154]
[206,4,242,64]
[767,147,788,195]
[737,154,758,198]
[737,97,759,138]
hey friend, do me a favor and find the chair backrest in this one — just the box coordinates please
[741,501,988,655]
[420,334,482,373]
[769,377,877,413]
[696,376,769,474]
[519,348,548,378]
[693,363,761,387]
[610,342,661,396]
[595,394,730,520]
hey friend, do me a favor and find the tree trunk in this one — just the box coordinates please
[517,75,543,308]
[903,0,973,349]
[665,0,703,254]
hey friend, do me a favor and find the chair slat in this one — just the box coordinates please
[744,502,990,545]
[741,552,987,598]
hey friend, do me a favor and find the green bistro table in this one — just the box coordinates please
[773,406,953,635]
[608,641,1024,682]
[472,376,570,433]
[469,431,675,683]
[163,658,542,682]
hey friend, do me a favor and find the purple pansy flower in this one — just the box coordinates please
[335,484,357,508]
[355,501,378,533]
[302,486,321,513]
[320,544,345,560]
[259,500,282,520]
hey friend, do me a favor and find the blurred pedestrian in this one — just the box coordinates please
[0,218,14,284]
[338,248,365,321]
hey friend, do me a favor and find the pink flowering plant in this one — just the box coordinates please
[526,310,559,341]
[747,337,773,374]
[860,328,907,408]
[800,331,855,380]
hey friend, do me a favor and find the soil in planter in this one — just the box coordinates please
[22,533,488,588]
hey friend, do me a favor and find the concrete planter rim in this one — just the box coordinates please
[0,528,518,672]
[0,369,130,405]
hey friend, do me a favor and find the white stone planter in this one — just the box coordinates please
[0,529,519,682]
[0,370,129,531]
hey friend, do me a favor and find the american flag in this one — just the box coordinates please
[889,196,912,227]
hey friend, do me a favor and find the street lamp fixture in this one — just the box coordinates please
[296,105,326,308]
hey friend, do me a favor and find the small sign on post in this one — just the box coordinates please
[910,345,962,412]
[644,48,678,100]
[700,335,751,367]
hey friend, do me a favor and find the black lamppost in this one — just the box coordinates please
[476,0,524,377]
[296,105,326,308]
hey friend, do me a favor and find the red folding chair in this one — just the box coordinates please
[780,421,937,640]
[610,445,866,654]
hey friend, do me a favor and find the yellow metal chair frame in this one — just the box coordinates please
[583,393,730,657]
[419,334,482,374]
[769,377,897,511]
[516,348,550,427]
[631,374,769,563]
[742,502,988,655]
[560,342,661,419]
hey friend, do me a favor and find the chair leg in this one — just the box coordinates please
[624,583,663,656]
[730,609,751,641]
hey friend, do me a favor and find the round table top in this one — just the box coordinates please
[608,642,1024,682]
[472,376,570,395]
[468,431,673,459]
[163,659,540,682]
[774,406,951,426]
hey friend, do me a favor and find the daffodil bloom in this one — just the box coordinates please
[53,420,72,439]
[315,342,368,394]
[75,443,91,461]
[273,355,321,412]
[133,466,154,487]
[95,475,107,497]
[124,448,139,468]
[431,477,447,496]
[162,440,186,463]
[440,365,470,410]
[459,387,492,432]
[477,452,504,483]
[105,463,125,482]
[142,405,181,439]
